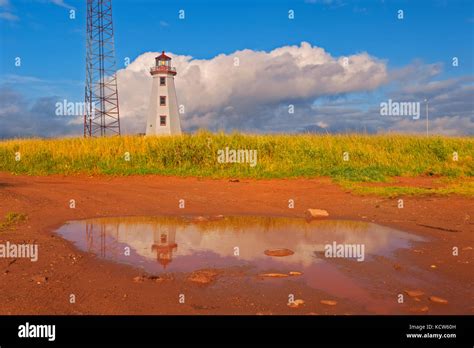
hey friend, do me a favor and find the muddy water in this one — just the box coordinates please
[57,216,428,313]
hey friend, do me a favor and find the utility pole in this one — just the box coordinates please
[424,99,429,137]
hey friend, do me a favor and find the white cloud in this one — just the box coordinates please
[0,12,17,21]
[390,116,474,136]
[116,42,388,134]
[49,0,75,10]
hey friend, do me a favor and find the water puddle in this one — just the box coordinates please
[56,216,427,313]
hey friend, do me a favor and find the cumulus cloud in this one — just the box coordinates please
[117,42,388,133]
[385,70,474,135]
[0,11,17,21]
[0,0,17,22]
[0,87,80,138]
[1,42,472,138]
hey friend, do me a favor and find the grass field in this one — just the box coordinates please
[0,132,473,195]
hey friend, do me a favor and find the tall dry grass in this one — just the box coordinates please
[0,131,472,182]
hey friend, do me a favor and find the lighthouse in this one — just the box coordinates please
[146,51,182,135]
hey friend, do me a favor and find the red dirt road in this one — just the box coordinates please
[0,173,473,314]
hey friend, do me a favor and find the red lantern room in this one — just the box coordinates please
[150,51,177,76]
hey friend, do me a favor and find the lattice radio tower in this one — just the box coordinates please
[84,0,121,137]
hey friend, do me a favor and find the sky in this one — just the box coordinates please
[0,0,473,138]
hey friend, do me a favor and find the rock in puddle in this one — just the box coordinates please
[264,248,294,257]
[133,275,164,283]
[429,296,448,304]
[187,269,220,284]
[258,273,289,278]
[289,271,303,276]
[405,290,425,297]
[288,299,305,308]
[320,300,338,306]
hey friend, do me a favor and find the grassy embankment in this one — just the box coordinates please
[0,132,472,196]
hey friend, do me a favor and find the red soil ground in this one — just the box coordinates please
[0,173,472,315]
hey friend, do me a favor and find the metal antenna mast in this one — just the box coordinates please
[84,0,121,137]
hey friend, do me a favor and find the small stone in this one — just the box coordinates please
[229,179,240,183]
[264,248,294,257]
[429,296,448,304]
[31,275,47,284]
[193,216,208,222]
[288,299,304,308]
[188,269,219,284]
[146,275,161,281]
[430,264,437,269]
[259,273,289,278]
[393,264,402,271]
[320,300,337,306]
[409,306,429,313]
[405,290,425,297]
[289,271,303,276]
[305,209,329,219]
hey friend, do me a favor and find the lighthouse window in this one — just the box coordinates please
[160,77,166,86]
[160,96,166,106]
[160,115,166,126]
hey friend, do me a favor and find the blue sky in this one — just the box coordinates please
[0,0,473,137]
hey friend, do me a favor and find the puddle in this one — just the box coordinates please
[56,216,426,272]
[56,216,427,313]
[56,216,425,271]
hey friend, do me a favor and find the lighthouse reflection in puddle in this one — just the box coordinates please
[83,218,180,270]
[59,216,425,276]
[151,226,178,268]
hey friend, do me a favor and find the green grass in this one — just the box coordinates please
[340,180,474,197]
[0,132,473,195]
[0,212,28,231]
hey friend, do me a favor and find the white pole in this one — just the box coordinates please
[424,99,429,137]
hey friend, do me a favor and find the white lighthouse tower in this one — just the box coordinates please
[146,51,182,135]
